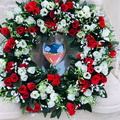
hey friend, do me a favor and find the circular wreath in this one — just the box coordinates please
[0,0,118,118]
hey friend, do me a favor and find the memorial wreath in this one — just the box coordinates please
[0,0,119,119]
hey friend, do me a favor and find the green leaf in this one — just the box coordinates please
[66,0,79,3]
[82,1,87,7]
[111,41,119,45]
[65,35,75,45]
[68,54,77,61]
[56,108,62,119]
[50,109,57,118]
[42,107,50,118]
[22,106,27,114]
[41,34,49,42]
[82,104,92,112]
[108,66,113,75]
[13,80,22,88]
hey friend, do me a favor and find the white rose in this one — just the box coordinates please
[38,84,47,93]
[14,7,22,14]
[15,15,24,24]
[22,48,29,55]
[82,6,90,12]
[18,67,26,75]
[84,89,92,96]
[20,74,28,81]
[47,100,55,108]
[50,92,58,101]
[40,8,48,16]
[27,67,36,74]
[83,72,91,79]
[41,0,49,8]
[77,31,85,38]
[7,11,14,20]
[100,61,108,69]
[101,28,110,38]
[37,19,44,27]
[102,67,108,76]
[40,93,47,100]
[76,10,85,18]
[17,40,27,48]
[84,11,91,19]
[80,96,89,104]
[60,19,66,27]
[93,51,102,59]
[75,61,87,72]
[15,49,22,57]
[30,90,40,99]
[67,94,75,101]
[90,23,97,31]
[99,47,106,54]
[46,85,53,94]
[25,16,36,25]
[94,66,102,73]
[40,26,47,33]
[47,2,55,10]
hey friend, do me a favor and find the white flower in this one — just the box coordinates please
[80,96,89,104]
[47,100,55,108]
[50,92,58,101]
[101,28,110,38]
[22,48,29,55]
[77,31,85,38]
[15,49,22,57]
[0,59,6,73]
[76,10,85,18]
[83,25,90,31]
[14,7,22,14]
[40,93,47,100]
[94,66,102,73]
[75,61,87,72]
[37,19,44,27]
[84,11,91,19]
[99,47,106,54]
[20,74,28,81]
[41,0,49,8]
[12,96,20,103]
[47,2,55,10]
[38,84,47,93]
[40,26,47,33]
[83,72,91,79]
[100,61,108,69]
[84,89,92,96]
[102,68,108,75]
[27,67,36,74]
[90,24,97,31]
[60,19,66,27]
[82,6,90,12]
[46,85,53,94]
[0,80,5,89]
[40,8,48,16]
[24,16,36,25]
[93,51,102,59]
[67,94,75,101]
[0,46,3,55]
[30,90,40,99]
[17,40,27,48]
[15,15,24,24]
[18,67,26,75]
[7,11,14,20]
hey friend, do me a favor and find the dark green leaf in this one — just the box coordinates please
[56,108,62,119]
[42,107,50,118]
[65,35,75,45]
[68,54,77,61]
[50,109,57,118]
[111,41,119,45]
[22,106,27,114]
[108,66,113,75]
[82,104,92,112]
[82,1,87,7]
[13,80,22,88]
[41,34,49,42]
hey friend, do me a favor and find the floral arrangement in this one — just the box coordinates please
[0,0,118,119]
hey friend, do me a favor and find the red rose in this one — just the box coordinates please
[7,37,15,48]
[5,62,14,73]
[87,40,98,48]
[60,4,68,12]
[72,20,80,28]
[98,73,107,83]
[32,7,40,15]
[47,74,54,81]
[55,0,62,3]
[87,65,94,73]
[52,78,60,86]
[18,85,27,93]
[4,78,12,87]
[16,27,25,34]
[1,27,10,36]
[66,1,74,9]
[22,91,29,99]
[91,74,101,85]
[98,41,105,47]
[28,1,37,7]
[26,103,41,113]
[86,35,95,41]
[28,27,37,33]
[66,103,76,116]
[19,63,28,68]
[108,43,114,48]
[68,28,78,36]
[85,58,94,65]
[98,16,106,28]
[76,53,82,59]
[109,50,116,58]
[24,4,33,12]
[49,11,56,19]
[54,74,61,79]
[45,20,56,28]
[27,83,36,91]
[10,73,19,82]
[4,44,11,52]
